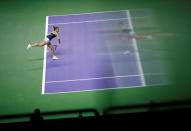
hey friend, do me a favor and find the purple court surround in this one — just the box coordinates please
[42,10,146,94]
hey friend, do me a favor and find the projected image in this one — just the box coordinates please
[37,10,168,94]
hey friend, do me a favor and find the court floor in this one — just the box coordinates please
[42,10,149,94]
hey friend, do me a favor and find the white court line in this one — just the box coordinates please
[127,10,146,86]
[41,16,49,95]
[48,17,128,25]
[48,9,149,18]
[45,74,142,84]
[44,83,165,95]
[44,85,145,95]
[48,16,147,25]
[45,73,163,84]
[48,10,127,17]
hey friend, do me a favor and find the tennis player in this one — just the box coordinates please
[120,25,152,39]
[27,26,61,60]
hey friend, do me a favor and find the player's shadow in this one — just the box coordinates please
[46,59,72,68]
[28,57,44,61]
[54,50,64,56]
[26,67,43,71]
[55,49,72,56]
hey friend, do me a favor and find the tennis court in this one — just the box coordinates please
[43,10,164,94]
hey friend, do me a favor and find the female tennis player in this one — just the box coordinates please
[27,26,61,60]
[119,25,152,39]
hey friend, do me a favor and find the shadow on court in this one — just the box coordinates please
[28,58,44,61]
[26,67,43,71]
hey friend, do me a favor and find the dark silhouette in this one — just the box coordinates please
[30,109,43,124]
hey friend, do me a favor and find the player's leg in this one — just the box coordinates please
[131,34,152,39]
[27,41,47,49]
[47,43,55,56]
[31,41,47,47]
[47,43,58,59]
[151,33,173,37]
[132,33,173,39]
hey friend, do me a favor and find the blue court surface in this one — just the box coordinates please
[42,10,163,94]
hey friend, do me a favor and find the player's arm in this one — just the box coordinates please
[56,32,61,44]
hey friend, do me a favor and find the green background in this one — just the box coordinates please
[0,0,191,122]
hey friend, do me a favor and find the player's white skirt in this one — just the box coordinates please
[45,37,51,44]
